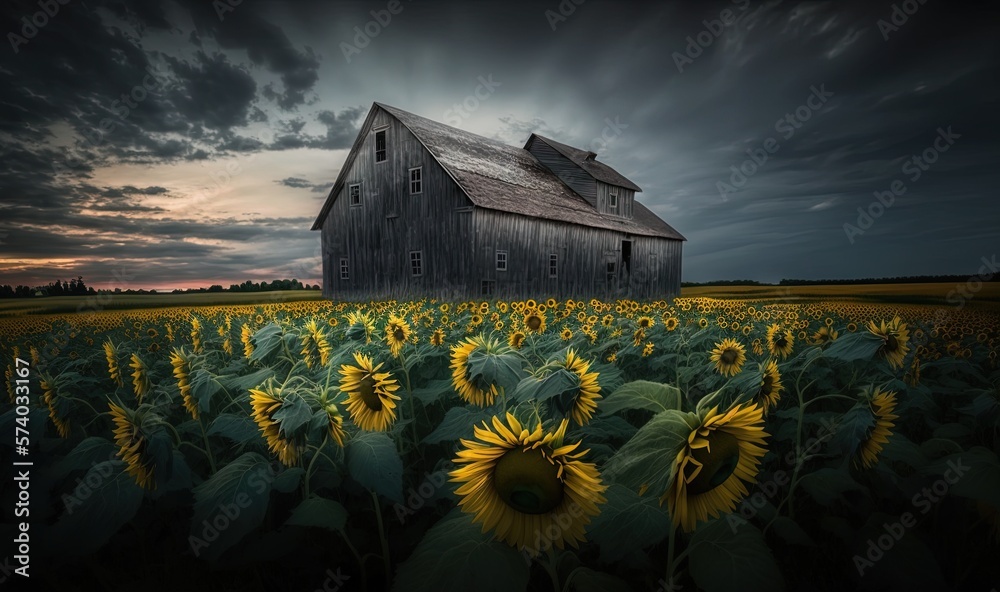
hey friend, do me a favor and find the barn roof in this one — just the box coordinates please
[524,134,643,192]
[312,102,685,241]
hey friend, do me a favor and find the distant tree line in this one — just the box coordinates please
[682,274,998,287]
[0,277,320,298]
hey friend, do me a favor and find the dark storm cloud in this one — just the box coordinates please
[277,177,330,193]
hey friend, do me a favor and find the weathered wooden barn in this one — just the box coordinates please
[311,102,685,300]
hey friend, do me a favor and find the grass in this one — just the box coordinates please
[0,290,325,317]
[681,282,1000,305]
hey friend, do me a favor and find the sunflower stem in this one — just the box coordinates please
[544,546,561,592]
[303,433,329,499]
[371,489,391,586]
[198,415,217,474]
[665,519,678,587]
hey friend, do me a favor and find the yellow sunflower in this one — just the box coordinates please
[754,360,783,413]
[385,314,412,357]
[129,353,151,402]
[637,316,654,330]
[664,403,769,532]
[867,317,910,370]
[340,352,401,432]
[811,325,838,346]
[42,376,71,438]
[450,413,607,551]
[664,317,679,332]
[240,324,255,359]
[249,384,302,465]
[508,331,526,350]
[523,308,547,335]
[109,402,156,490]
[169,348,199,420]
[430,328,446,347]
[856,388,898,469]
[325,401,347,448]
[766,324,795,359]
[560,328,573,341]
[553,350,602,426]
[103,340,123,387]
[709,338,746,377]
[450,335,504,407]
[642,342,654,357]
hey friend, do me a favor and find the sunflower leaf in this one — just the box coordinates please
[511,369,578,404]
[189,367,222,414]
[391,510,529,592]
[797,467,868,506]
[272,393,313,437]
[51,436,117,480]
[208,413,261,444]
[423,405,493,445]
[603,410,698,495]
[822,331,885,363]
[410,378,455,406]
[285,496,348,532]
[587,483,671,563]
[688,518,785,592]
[600,380,682,415]
[347,431,403,503]
[189,451,274,561]
[249,323,283,363]
[466,349,524,394]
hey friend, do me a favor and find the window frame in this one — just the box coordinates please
[349,183,361,207]
[496,250,508,272]
[481,280,496,296]
[409,166,423,195]
[608,190,619,209]
[409,250,423,277]
[339,258,349,280]
[374,130,387,163]
[548,253,558,278]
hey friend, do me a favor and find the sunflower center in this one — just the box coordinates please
[393,327,405,342]
[885,334,898,352]
[686,431,741,495]
[760,375,774,396]
[720,349,738,365]
[493,447,564,514]
[774,337,787,348]
[526,315,542,331]
[358,376,383,411]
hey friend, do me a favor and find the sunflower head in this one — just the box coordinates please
[41,374,71,438]
[664,403,769,532]
[450,335,510,407]
[385,314,412,357]
[169,347,200,420]
[754,360,783,413]
[550,350,602,426]
[710,338,747,378]
[811,325,838,346]
[766,324,794,359]
[250,382,305,465]
[109,402,157,490]
[855,387,899,469]
[508,331,526,349]
[450,413,607,552]
[340,351,401,432]
[430,328,446,347]
[867,316,910,370]
[523,308,547,334]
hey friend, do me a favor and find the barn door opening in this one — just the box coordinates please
[621,240,632,292]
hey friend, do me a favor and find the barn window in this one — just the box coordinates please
[606,261,617,286]
[409,167,422,195]
[481,280,495,296]
[339,258,349,280]
[349,183,361,206]
[548,254,558,278]
[375,130,386,163]
[496,250,507,271]
[409,251,423,276]
[608,190,618,209]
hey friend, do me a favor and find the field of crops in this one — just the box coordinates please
[2,296,999,591]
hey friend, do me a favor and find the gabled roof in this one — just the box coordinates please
[312,102,685,241]
[525,133,643,192]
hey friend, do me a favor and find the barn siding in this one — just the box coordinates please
[525,138,598,206]
[595,181,634,219]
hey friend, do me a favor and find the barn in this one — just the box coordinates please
[311,102,685,300]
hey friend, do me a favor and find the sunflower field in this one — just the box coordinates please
[2,296,999,591]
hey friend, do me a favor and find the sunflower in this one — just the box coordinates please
[856,388,898,469]
[42,376,71,438]
[381,314,412,357]
[508,331,526,349]
[129,353,151,402]
[904,357,920,387]
[240,324,255,359]
[811,325,838,346]
[325,401,347,448]
[190,317,202,352]
[451,335,508,407]
[664,317,679,332]
[301,319,333,368]
[430,328,446,347]
[169,348,199,420]
[698,318,708,329]
[345,310,376,342]
[560,328,573,341]
[642,342,654,357]
[867,316,910,370]
[637,316,654,330]
[249,384,302,465]
[523,308,547,334]
[664,403,769,532]
[766,324,795,359]
[109,402,156,490]
[709,338,746,377]
[754,360,783,413]
[552,350,602,426]
[340,352,401,432]
[450,413,607,551]
[103,340,123,387]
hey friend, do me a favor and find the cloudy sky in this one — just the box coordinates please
[1,0,997,290]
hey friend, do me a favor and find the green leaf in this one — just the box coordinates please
[273,467,305,493]
[410,378,455,406]
[189,367,221,414]
[217,367,276,391]
[769,516,816,547]
[249,323,283,363]
[688,518,785,592]
[919,446,1000,508]
[603,410,699,495]
[798,468,868,506]
[189,452,274,561]
[600,380,682,415]
[208,413,261,444]
[285,496,348,532]
[52,460,144,556]
[272,394,313,437]
[511,369,578,404]
[52,436,117,480]
[822,331,885,363]
[576,415,637,442]
[932,422,971,440]
[566,568,633,592]
[423,406,494,445]
[391,510,529,592]
[826,404,874,459]
[587,483,671,563]
[466,349,524,394]
[347,431,403,502]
